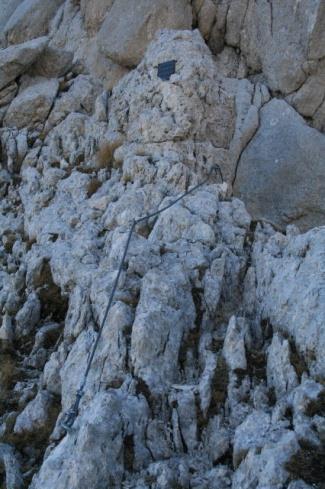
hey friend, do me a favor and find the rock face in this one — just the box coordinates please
[0,2,324,489]
[97,0,193,67]
[3,0,65,46]
[4,78,59,130]
[0,0,24,34]
[234,99,325,230]
[253,226,325,379]
[0,37,48,90]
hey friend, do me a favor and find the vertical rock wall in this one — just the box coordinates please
[0,2,324,488]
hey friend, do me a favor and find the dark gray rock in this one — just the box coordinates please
[234,99,325,231]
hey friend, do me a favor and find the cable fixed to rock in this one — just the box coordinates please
[61,165,224,432]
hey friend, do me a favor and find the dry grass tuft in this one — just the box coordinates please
[95,140,122,170]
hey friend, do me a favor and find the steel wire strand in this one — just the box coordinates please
[61,166,223,431]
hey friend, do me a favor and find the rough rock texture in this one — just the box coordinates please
[0,2,324,489]
[2,0,65,46]
[234,99,325,230]
[0,0,23,34]
[0,37,48,91]
[4,78,59,130]
[97,0,193,67]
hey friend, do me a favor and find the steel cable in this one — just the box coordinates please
[61,166,223,432]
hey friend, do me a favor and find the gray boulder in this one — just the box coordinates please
[3,0,64,46]
[4,77,59,130]
[234,99,325,231]
[28,46,73,78]
[30,389,151,489]
[97,0,193,67]
[0,36,48,91]
[13,390,59,442]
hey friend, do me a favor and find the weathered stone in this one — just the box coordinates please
[0,36,48,91]
[0,81,18,107]
[234,99,325,231]
[0,11,324,489]
[194,0,217,40]
[232,431,300,489]
[236,0,325,95]
[30,390,151,489]
[0,0,23,34]
[29,46,73,78]
[3,0,64,46]
[81,0,114,34]
[223,316,247,372]
[45,75,102,132]
[0,314,14,342]
[206,416,230,464]
[4,77,59,130]
[267,333,299,400]
[0,127,28,173]
[252,226,325,378]
[97,0,193,67]
[15,292,41,338]
[0,443,23,489]
[14,390,59,441]
[131,263,196,392]
[77,38,129,91]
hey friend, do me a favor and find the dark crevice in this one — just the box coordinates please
[207,354,229,417]
[123,434,135,472]
[285,443,325,487]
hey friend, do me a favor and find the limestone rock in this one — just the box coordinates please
[13,390,59,441]
[232,0,325,95]
[97,0,193,67]
[0,81,18,108]
[0,0,23,34]
[234,99,325,231]
[232,431,300,489]
[206,416,230,464]
[267,333,298,400]
[30,389,151,489]
[0,127,28,173]
[194,0,217,41]
[45,75,102,132]
[4,77,59,130]
[0,36,48,91]
[81,0,114,34]
[28,46,73,78]
[0,7,325,489]
[233,410,272,467]
[15,292,41,338]
[223,316,247,372]
[131,263,196,392]
[3,0,64,46]
[75,38,128,91]
[252,225,325,378]
[107,29,269,184]
[0,443,23,489]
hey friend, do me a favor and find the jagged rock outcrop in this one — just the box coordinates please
[0,2,324,489]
